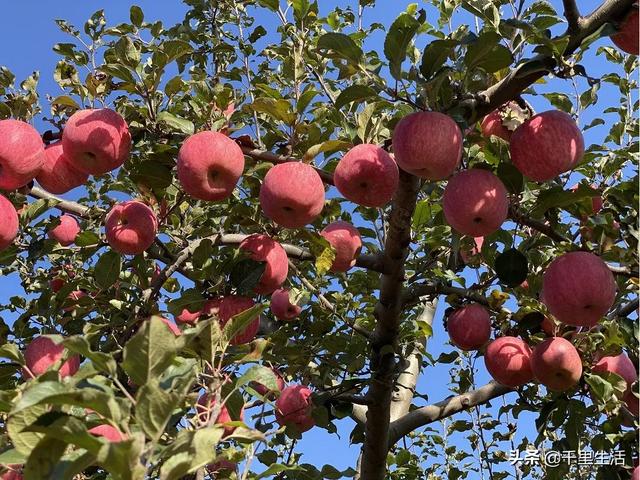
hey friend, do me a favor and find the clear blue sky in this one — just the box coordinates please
[0,1,632,477]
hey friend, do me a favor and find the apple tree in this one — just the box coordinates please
[0,0,637,479]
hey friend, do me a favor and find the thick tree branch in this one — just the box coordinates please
[361,171,420,480]
[387,381,514,446]
[403,283,490,308]
[563,0,581,32]
[390,300,438,422]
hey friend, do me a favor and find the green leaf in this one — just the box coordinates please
[222,304,265,345]
[74,231,101,247]
[24,436,69,480]
[302,140,351,162]
[136,378,186,442]
[51,95,80,110]
[464,32,513,73]
[532,184,597,216]
[384,9,426,79]
[420,39,458,79]
[7,403,49,455]
[130,5,144,27]
[159,427,224,480]
[256,0,279,11]
[304,232,336,276]
[334,85,378,111]
[122,316,180,386]
[494,249,528,287]
[62,336,116,376]
[95,250,122,289]
[317,33,363,65]
[497,162,524,194]
[248,98,295,124]
[0,448,27,465]
[542,92,573,112]
[131,161,173,190]
[0,343,24,364]
[237,365,278,391]
[156,111,195,134]
[11,381,124,424]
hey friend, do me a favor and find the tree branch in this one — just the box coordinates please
[387,381,514,446]
[509,206,570,243]
[360,170,420,480]
[563,0,581,32]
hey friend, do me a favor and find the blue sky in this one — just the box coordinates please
[0,0,634,477]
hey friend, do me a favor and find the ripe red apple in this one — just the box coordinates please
[333,144,399,207]
[392,111,462,180]
[49,277,65,293]
[447,303,491,351]
[592,353,638,415]
[48,214,80,246]
[105,200,158,255]
[216,296,260,345]
[443,169,509,237]
[634,466,640,480]
[36,142,88,194]
[251,367,285,397]
[259,162,325,228]
[480,109,512,141]
[239,234,289,294]
[88,424,126,442]
[275,384,315,433]
[0,466,22,480]
[541,317,555,336]
[177,131,245,201]
[320,221,362,273]
[611,8,639,55]
[0,119,45,190]
[196,393,244,437]
[271,289,302,320]
[541,251,616,327]
[23,336,80,378]
[62,108,131,176]
[484,336,534,387]
[174,307,201,325]
[0,194,19,251]
[510,110,584,182]
[531,337,583,391]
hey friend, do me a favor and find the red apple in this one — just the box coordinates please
[480,109,512,141]
[592,353,638,415]
[23,336,80,378]
[633,466,640,480]
[62,108,131,176]
[259,162,325,228]
[251,367,286,396]
[105,200,158,255]
[541,317,555,336]
[275,384,315,433]
[216,296,260,345]
[510,110,583,182]
[0,119,45,190]
[239,234,289,294]
[447,303,491,351]
[177,131,245,201]
[392,111,462,180]
[49,277,65,293]
[443,169,509,237]
[531,337,583,391]
[541,251,616,327]
[36,142,88,194]
[0,194,19,251]
[320,221,362,273]
[88,424,127,442]
[196,393,244,437]
[333,144,399,207]
[484,336,534,387]
[0,466,22,480]
[174,307,201,325]
[611,8,639,55]
[48,214,80,246]
[270,289,302,320]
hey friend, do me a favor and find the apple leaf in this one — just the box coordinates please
[94,250,122,289]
